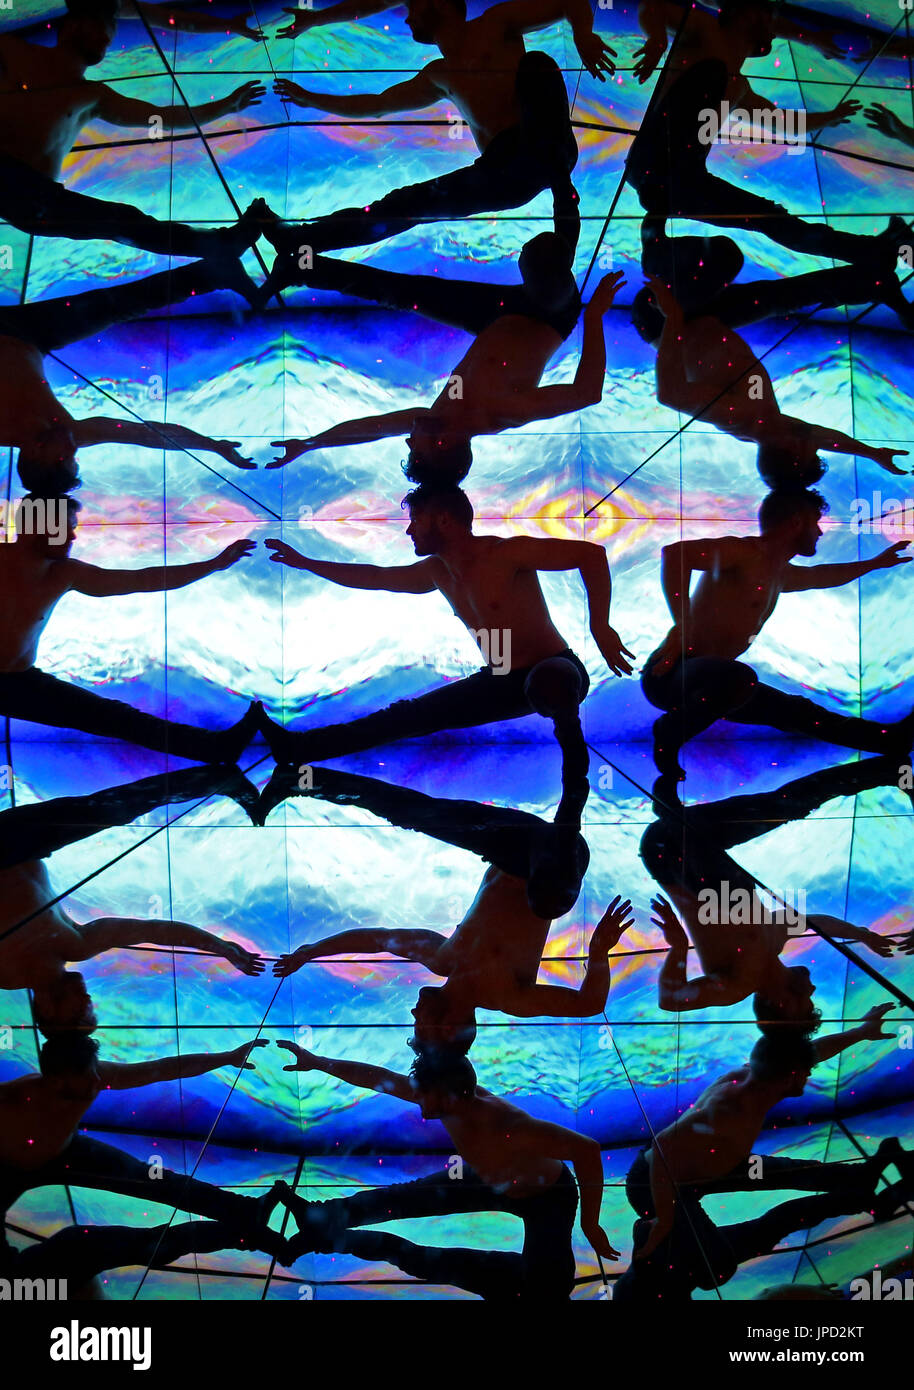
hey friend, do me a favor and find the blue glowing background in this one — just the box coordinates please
[1,0,912,1299]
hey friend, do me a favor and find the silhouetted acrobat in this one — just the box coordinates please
[274,1038,618,1298]
[260,482,633,776]
[633,256,912,488]
[0,0,266,258]
[262,763,632,1049]
[261,0,617,286]
[2,262,260,494]
[613,1015,905,1300]
[0,495,261,760]
[0,1034,283,1253]
[642,489,913,781]
[641,755,903,1031]
[266,249,624,487]
[627,1,911,271]
[0,766,264,1034]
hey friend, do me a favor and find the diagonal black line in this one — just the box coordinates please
[584,267,913,516]
[43,347,281,517]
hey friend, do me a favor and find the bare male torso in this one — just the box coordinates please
[425,535,570,668]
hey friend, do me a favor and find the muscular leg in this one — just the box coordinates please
[524,654,591,789]
[515,50,580,253]
[723,1191,872,1268]
[689,754,907,852]
[0,259,255,356]
[642,656,760,779]
[261,764,541,873]
[0,154,261,260]
[268,53,576,261]
[340,1228,525,1300]
[0,669,258,763]
[0,765,256,869]
[727,681,911,755]
[1,1135,268,1227]
[286,253,513,336]
[265,666,540,765]
[9,1218,260,1285]
[706,263,899,330]
[283,1166,578,1298]
[630,60,895,266]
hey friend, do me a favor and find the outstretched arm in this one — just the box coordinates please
[60,540,253,598]
[502,534,634,676]
[812,1004,894,1065]
[264,538,438,593]
[499,273,626,428]
[783,541,911,591]
[273,67,442,117]
[76,918,263,975]
[865,103,914,149]
[72,417,255,470]
[276,0,395,38]
[501,897,634,1017]
[488,0,616,80]
[653,896,741,1011]
[798,419,910,474]
[98,1040,268,1089]
[805,914,894,959]
[136,2,266,41]
[94,80,265,130]
[274,927,447,977]
[739,86,861,135]
[268,408,428,465]
[276,1041,417,1102]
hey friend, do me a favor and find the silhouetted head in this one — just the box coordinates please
[718,0,775,56]
[518,232,577,309]
[631,286,665,344]
[408,1046,477,1119]
[38,1032,102,1101]
[748,1029,817,1094]
[405,0,466,45]
[756,425,826,491]
[59,0,118,66]
[409,986,477,1052]
[14,494,80,554]
[758,487,828,557]
[403,419,473,486]
[31,972,97,1036]
[16,430,81,494]
[402,482,473,554]
[753,966,822,1041]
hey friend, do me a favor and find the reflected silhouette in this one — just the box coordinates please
[0,765,263,1031]
[260,482,632,775]
[0,1,265,258]
[614,1021,903,1301]
[3,266,259,495]
[263,762,633,1045]
[275,1035,618,1297]
[642,489,913,782]
[260,0,617,283]
[633,254,913,483]
[641,755,906,1029]
[628,1,908,266]
[0,1035,285,1255]
[266,250,624,486]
